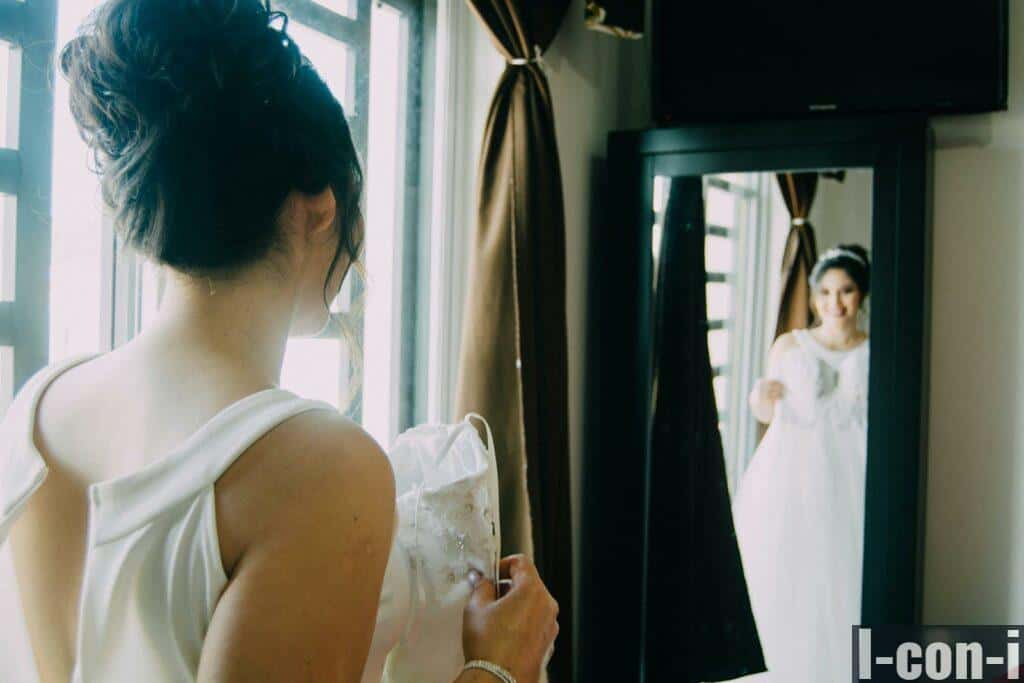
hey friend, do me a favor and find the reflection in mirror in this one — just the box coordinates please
[657,169,872,683]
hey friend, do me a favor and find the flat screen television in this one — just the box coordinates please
[653,2,1009,124]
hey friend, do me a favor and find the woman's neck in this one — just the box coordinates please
[136,266,298,388]
[814,320,864,348]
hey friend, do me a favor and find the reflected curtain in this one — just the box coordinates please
[454,2,573,681]
[584,1,644,38]
[645,177,766,681]
[773,172,820,339]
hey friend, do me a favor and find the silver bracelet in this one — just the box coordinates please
[462,659,517,683]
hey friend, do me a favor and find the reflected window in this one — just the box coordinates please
[702,173,760,476]
[700,171,765,491]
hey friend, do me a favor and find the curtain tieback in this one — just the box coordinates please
[508,45,547,74]
[791,217,808,227]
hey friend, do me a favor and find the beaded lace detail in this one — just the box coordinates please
[771,332,869,431]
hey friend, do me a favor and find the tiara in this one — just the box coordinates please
[816,247,867,267]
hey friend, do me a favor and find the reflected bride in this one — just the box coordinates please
[733,245,871,683]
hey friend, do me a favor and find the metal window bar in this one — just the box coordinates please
[0,0,23,43]
[0,300,10,345]
[6,0,57,392]
[706,223,730,238]
[706,175,757,198]
[706,271,728,284]
[0,148,16,194]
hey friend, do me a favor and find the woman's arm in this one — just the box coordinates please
[748,333,794,424]
[198,413,396,682]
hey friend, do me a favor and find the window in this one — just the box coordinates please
[38,0,433,447]
[700,173,775,496]
[0,2,53,415]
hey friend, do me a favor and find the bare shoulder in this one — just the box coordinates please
[215,409,396,575]
[200,410,397,681]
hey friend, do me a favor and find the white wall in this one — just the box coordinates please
[923,2,1024,622]
[811,169,873,254]
[543,0,651,641]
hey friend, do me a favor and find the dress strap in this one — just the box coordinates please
[91,389,335,544]
[0,353,100,545]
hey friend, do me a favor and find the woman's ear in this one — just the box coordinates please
[280,188,337,243]
[305,187,337,238]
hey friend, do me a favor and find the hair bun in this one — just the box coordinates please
[57,0,363,277]
[60,0,302,161]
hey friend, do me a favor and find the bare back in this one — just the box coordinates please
[5,340,396,682]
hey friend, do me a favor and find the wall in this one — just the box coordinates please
[543,0,651,648]
[811,168,874,255]
[923,2,1024,622]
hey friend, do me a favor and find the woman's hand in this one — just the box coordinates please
[749,378,786,424]
[461,554,559,683]
[755,378,785,404]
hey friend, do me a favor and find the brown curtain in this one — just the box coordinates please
[455,2,573,681]
[773,172,820,339]
[584,1,644,38]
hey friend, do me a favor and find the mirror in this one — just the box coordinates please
[652,169,873,682]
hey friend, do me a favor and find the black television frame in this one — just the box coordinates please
[652,1,1009,125]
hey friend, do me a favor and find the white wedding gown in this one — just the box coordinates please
[732,328,869,683]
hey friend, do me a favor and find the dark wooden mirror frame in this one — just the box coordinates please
[578,116,932,681]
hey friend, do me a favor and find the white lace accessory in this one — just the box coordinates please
[381,414,502,683]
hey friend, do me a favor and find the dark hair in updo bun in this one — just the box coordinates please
[809,243,871,299]
[59,0,363,296]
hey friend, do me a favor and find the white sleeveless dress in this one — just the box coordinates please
[732,328,869,683]
[0,353,500,682]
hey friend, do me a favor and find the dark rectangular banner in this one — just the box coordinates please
[853,626,1023,682]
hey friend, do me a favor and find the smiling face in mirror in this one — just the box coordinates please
[653,169,872,682]
[813,268,862,324]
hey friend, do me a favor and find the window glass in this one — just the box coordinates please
[281,338,347,405]
[708,328,730,369]
[705,186,736,228]
[0,346,11,417]
[287,21,355,113]
[713,373,729,413]
[0,193,14,301]
[49,0,108,360]
[0,41,20,148]
[705,233,734,273]
[706,282,732,321]
[358,0,405,444]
